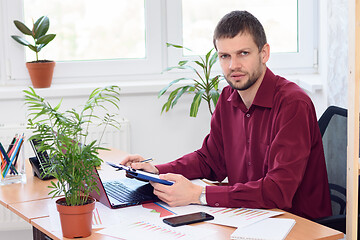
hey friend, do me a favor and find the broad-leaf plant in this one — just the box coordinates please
[11,16,56,62]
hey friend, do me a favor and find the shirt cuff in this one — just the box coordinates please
[206,185,229,207]
[155,163,173,174]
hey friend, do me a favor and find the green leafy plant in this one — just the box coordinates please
[24,86,121,206]
[11,16,56,62]
[158,43,223,117]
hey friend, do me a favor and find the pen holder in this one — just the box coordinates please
[0,140,26,185]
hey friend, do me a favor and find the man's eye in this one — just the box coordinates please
[241,51,249,56]
[220,55,229,59]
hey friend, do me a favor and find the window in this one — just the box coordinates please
[167,0,317,73]
[3,0,162,83]
[0,0,317,85]
[24,0,146,61]
[181,0,298,55]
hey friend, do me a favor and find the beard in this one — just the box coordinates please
[225,67,263,91]
[224,55,264,91]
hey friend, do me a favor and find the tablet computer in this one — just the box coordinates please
[106,162,174,186]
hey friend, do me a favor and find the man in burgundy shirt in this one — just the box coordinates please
[121,11,332,220]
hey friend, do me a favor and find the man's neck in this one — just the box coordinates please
[237,68,266,109]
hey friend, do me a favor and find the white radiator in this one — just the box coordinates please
[0,118,131,231]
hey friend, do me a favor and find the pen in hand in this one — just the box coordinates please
[140,158,153,163]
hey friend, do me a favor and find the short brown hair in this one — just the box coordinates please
[213,11,267,51]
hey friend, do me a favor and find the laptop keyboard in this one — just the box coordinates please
[103,181,152,203]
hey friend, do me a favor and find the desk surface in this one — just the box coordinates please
[1,148,344,240]
[0,160,53,207]
[18,200,345,240]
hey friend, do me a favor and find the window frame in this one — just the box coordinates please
[0,0,318,86]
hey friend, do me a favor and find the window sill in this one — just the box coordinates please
[0,73,323,100]
[284,73,323,93]
[0,80,170,100]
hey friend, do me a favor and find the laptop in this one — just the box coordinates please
[90,167,159,209]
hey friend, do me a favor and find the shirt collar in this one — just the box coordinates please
[252,68,276,108]
[227,68,276,110]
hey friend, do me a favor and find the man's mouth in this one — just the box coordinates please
[230,72,246,81]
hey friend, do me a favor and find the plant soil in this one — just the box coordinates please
[57,197,94,206]
[28,60,54,63]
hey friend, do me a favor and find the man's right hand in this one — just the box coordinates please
[120,154,159,174]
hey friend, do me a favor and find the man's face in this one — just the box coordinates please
[215,33,269,91]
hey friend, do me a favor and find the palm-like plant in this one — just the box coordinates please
[24,86,121,206]
[158,44,223,117]
[11,16,56,62]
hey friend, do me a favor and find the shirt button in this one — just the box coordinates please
[246,113,250,118]
[215,203,219,206]
[248,162,251,166]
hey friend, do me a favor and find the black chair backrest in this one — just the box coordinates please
[318,106,347,215]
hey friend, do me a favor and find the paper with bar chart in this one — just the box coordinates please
[155,201,283,229]
[97,216,216,240]
[207,207,283,228]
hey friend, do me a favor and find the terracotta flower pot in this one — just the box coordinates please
[56,197,95,238]
[26,61,55,88]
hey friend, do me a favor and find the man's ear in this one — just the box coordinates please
[261,43,270,63]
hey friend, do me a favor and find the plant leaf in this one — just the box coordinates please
[209,89,220,107]
[27,45,38,52]
[171,85,193,107]
[34,16,49,39]
[158,78,193,97]
[194,60,204,68]
[205,48,213,64]
[209,51,218,67]
[13,20,32,35]
[36,44,45,52]
[160,87,183,113]
[190,89,205,117]
[11,35,31,46]
[36,34,56,45]
[166,43,192,52]
[178,60,188,66]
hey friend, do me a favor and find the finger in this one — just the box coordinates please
[150,181,172,194]
[131,162,158,174]
[120,154,144,166]
[131,162,147,170]
[159,173,181,181]
[153,188,171,203]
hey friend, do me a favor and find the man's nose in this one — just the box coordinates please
[229,57,242,70]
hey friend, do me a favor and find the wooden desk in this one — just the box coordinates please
[0,149,345,240]
[0,160,53,208]
[10,198,344,240]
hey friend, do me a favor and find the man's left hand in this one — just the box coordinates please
[150,173,203,207]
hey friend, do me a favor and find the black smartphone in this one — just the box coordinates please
[163,212,214,227]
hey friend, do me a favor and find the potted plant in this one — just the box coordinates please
[11,16,56,88]
[158,43,223,117]
[24,86,121,238]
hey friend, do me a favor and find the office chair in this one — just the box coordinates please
[315,105,360,234]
